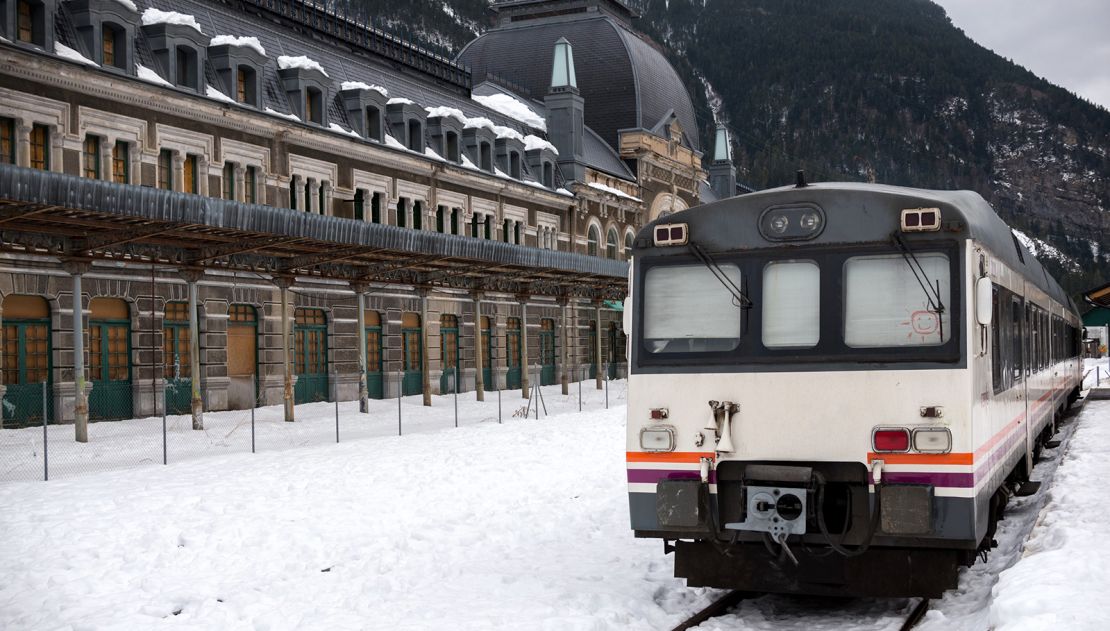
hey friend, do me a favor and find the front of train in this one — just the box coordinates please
[626,182,983,598]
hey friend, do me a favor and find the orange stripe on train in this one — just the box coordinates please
[626,451,714,463]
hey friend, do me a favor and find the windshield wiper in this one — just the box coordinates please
[689,242,754,309]
[891,231,946,316]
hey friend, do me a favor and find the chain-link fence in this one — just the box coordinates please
[0,365,627,484]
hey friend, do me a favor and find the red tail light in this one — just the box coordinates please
[873,428,910,452]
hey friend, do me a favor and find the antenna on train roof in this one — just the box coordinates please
[795,170,808,188]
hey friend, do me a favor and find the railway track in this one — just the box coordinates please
[668,593,930,631]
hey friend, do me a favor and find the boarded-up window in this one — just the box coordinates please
[228,304,257,378]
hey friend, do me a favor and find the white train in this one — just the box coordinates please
[625,180,1083,597]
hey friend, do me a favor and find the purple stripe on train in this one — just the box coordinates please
[627,469,717,485]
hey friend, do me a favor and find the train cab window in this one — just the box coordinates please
[643,264,743,354]
[843,254,951,348]
[762,260,820,348]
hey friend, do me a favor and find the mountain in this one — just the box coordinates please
[360,0,1110,299]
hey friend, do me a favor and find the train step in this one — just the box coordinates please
[1014,481,1042,497]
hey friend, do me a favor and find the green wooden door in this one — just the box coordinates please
[366,325,383,399]
[401,327,422,396]
[294,309,329,403]
[539,319,556,386]
[481,324,492,389]
[1,319,53,427]
[89,320,132,420]
[440,315,459,393]
[163,321,192,414]
[506,317,521,390]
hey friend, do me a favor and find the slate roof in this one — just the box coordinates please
[457,9,701,153]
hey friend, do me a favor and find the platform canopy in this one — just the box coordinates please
[1084,282,1110,311]
[0,165,627,299]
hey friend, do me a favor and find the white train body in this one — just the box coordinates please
[625,183,1082,597]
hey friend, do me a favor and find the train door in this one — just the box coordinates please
[227,304,258,409]
[480,316,492,389]
[365,310,383,399]
[540,318,556,385]
[293,308,328,403]
[440,314,459,393]
[88,298,132,420]
[401,313,422,396]
[506,317,521,389]
[163,301,191,414]
[1,295,52,427]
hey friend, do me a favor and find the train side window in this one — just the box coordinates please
[761,260,820,349]
[1011,297,1023,383]
[991,286,1002,393]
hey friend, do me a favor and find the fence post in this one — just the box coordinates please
[453,368,458,428]
[162,384,167,465]
[605,363,609,409]
[497,386,501,424]
[251,378,256,454]
[397,367,402,436]
[42,380,48,482]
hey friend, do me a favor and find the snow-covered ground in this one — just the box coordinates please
[2,364,1106,630]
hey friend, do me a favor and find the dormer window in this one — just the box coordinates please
[176,45,198,90]
[69,1,134,74]
[406,119,423,152]
[543,162,554,187]
[306,87,323,125]
[480,142,492,171]
[509,151,521,179]
[366,107,382,141]
[236,67,257,106]
[17,0,43,46]
[445,132,459,162]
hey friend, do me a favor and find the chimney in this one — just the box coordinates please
[544,37,586,182]
[708,124,736,200]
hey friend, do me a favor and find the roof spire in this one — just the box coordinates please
[550,37,578,91]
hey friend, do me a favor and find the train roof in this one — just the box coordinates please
[635,181,1077,313]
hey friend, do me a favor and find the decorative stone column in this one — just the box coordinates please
[320,181,332,216]
[234,165,246,203]
[308,179,320,215]
[182,269,204,430]
[63,261,91,442]
[275,276,295,422]
[519,297,529,399]
[419,286,431,407]
[16,123,31,168]
[559,295,570,396]
[354,283,369,414]
[172,153,185,192]
[99,140,113,181]
[595,301,604,390]
[473,291,484,402]
[50,129,64,172]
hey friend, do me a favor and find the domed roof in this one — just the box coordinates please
[457,3,701,153]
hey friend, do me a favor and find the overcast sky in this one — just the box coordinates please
[931,0,1110,111]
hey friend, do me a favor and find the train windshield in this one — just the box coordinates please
[844,253,951,347]
[643,264,743,353]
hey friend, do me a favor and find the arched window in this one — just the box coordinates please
[102,23,124,69]
[445,131,459,162]
[407,119,423,152]
[480,142,492,171]
[606,228,619,259]
[306,87,323,124]
[237,66,258,106]
[175,45,198,90]
[509,151,521,179]
[16,0,46,46]
[587,225,600,257]
[366,106,382,141]
[542,162,554,188]
[624,231,634,258]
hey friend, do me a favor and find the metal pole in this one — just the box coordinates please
[42,380,48,481]
[537,367,547,416]
[397,367,402,436]
[453,368,458,428]
[335,373,340,443]
[162,400,167,465]
[497,387,501,424]
[605,363,609,409]
[250,377,255,454]
[578,366,582,412]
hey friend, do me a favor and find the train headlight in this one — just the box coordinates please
[653,223,688,246]
[912,427,952,453]
[901,207,942,232]
[758,204,825,241]
[639,426,675,452]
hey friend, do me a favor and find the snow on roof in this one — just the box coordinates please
[328,123,361,138]
[524,135,558,155]
[55,43,98,67]
[141,8,203,34]
[136,64,172,87]
[109,0,138,12]
[277,55,328,77]
[264,107,300,122]
[424,147,446,162]
[460,154,481,171]
[387,97,415,106]
[383,134,407,150]
[555,187,574,197]
[209,35,266,57]
[340,81,388,97]
[472,93,546,131]
[492,125,524,142]
[463,116,496,132]
[587,181,641,202]
[206,85,236,104]
[425,106,468,125]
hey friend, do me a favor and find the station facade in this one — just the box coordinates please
[0,0,736,432]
